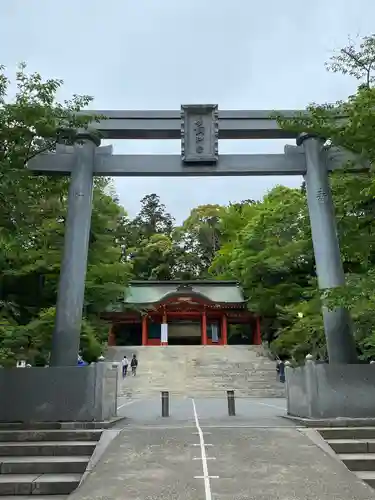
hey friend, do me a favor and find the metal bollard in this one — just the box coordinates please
[161,391,169,417]
[227,390,236,416]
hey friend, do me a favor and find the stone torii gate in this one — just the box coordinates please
[29,105,363,366]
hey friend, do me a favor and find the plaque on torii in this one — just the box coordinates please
[181,104,219,163]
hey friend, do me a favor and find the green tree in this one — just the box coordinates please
[0,64,130,364]
[131,194,174,239]
[122,194,179,280]
[273,34,375,360]
[176,204,224,277]
[211,187,315,349]
[209,200,257,278]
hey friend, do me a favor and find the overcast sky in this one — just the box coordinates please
[2,1,373,222]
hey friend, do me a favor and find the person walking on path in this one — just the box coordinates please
[122,355,129,378]
[131,354,138,376]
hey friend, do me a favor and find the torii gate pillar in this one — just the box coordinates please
[298,133,357,364]
[50,131,100,366]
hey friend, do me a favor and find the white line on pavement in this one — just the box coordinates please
[191,443,213,446]
[194,476,219,479]
[251,401,286,411]
[117,400,137,410]
[193,457,216,460]
[192,398,216,500]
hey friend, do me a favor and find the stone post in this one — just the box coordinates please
[50,131,100,366]
[284,360,291,413]
[304,354,318,418]
[297,133,357,364]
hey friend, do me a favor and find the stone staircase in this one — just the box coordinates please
[108,345,285,398]
[0,427,102,497]
[319,427,375,489]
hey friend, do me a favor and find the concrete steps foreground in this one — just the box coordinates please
[0,497,66,500]
[0,429,102,497]
[319,427,375,489]
[0,474,81,496]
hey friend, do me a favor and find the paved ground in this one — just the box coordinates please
[116,395,289,427]
[69,397,375,500]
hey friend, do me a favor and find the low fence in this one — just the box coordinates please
[0,362,118,422]
[286,358,375,419]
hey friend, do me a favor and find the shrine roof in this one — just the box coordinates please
[124,280,245,305]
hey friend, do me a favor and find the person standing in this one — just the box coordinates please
[276,359,285,383]
[77,355,87,367]
[130,354,138,376]
[122,355,129,378]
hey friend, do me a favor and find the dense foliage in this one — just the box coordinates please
[2,34,375,365]
[0,65,131,365]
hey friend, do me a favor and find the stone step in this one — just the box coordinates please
[0,441,97,457]
[121,391,285,397]
[0,455,90,474]
[122,376,281,381]
[0,496,67,500]
[0,473,81,496]
[319,428,375,440]
[327,439,375,454]
[0,430,102,443]
[0,422,105,430]
[125,373,278,378]
[121,385,284,391]
[355,471,375,488]
[120,392,285,399]
[339,453,375,471]
[113,345,282,399]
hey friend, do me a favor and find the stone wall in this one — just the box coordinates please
[0,362,118,422]
[285,366,309,418]
[286,360,375,419]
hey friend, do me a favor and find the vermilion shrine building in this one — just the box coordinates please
[104,280,261,346]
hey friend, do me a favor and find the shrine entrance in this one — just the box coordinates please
[102,280,261,347]
[167,320,201,345]
[112,323,142,346]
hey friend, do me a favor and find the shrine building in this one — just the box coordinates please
[103,280,262,347]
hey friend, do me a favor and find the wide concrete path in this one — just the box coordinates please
[69,398,375,500]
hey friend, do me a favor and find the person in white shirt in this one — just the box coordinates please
[122,356,129,378]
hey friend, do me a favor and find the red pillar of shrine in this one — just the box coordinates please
[221,314,228,345]
[202,310,208,345]
[108,325,116,346]
[254,316,262,345]
[141,315,148,346]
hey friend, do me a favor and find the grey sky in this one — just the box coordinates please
[2,1,372,222]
